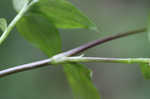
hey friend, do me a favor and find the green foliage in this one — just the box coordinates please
[30,0,97,30]
[13,0,97,30]
[4,0,150,98]
[140,63,150,79]
[0,18,7,32]
[16,13,61,57]
[13,0,100,98]
[64,63,100,99]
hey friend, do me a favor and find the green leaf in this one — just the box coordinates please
[140,63,150,79]
[0,18,7,32]
[16,13,61,57]
[63,63,100,99]
[14,1,99,98]
[30,0,97,30]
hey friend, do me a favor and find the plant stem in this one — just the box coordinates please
[0,28,147,77]
[1,56,150,77]
[63,28,146,56]
[0,0,38,45]
[0,59,51,77]
[53,57,150,64]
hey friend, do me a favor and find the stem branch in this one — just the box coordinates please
[0,0,38,45]
[0,59,51,77]
[63,28,146,56]
[0,28,147,77]
[55,57,150,64]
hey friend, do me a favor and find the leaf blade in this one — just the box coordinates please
[16,13,61,57]
[63,63,100,99]
[30,0,97,30]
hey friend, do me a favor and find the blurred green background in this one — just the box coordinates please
[0,0,150,99]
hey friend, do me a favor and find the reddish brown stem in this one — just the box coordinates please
[0,28,146,77]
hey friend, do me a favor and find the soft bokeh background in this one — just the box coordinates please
[0,0,150,99]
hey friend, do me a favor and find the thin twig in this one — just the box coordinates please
[0,0,38,45]
[54,57,150,64]
[0,28,146,77]
[0,59,51,77]
[63,28,146,56]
